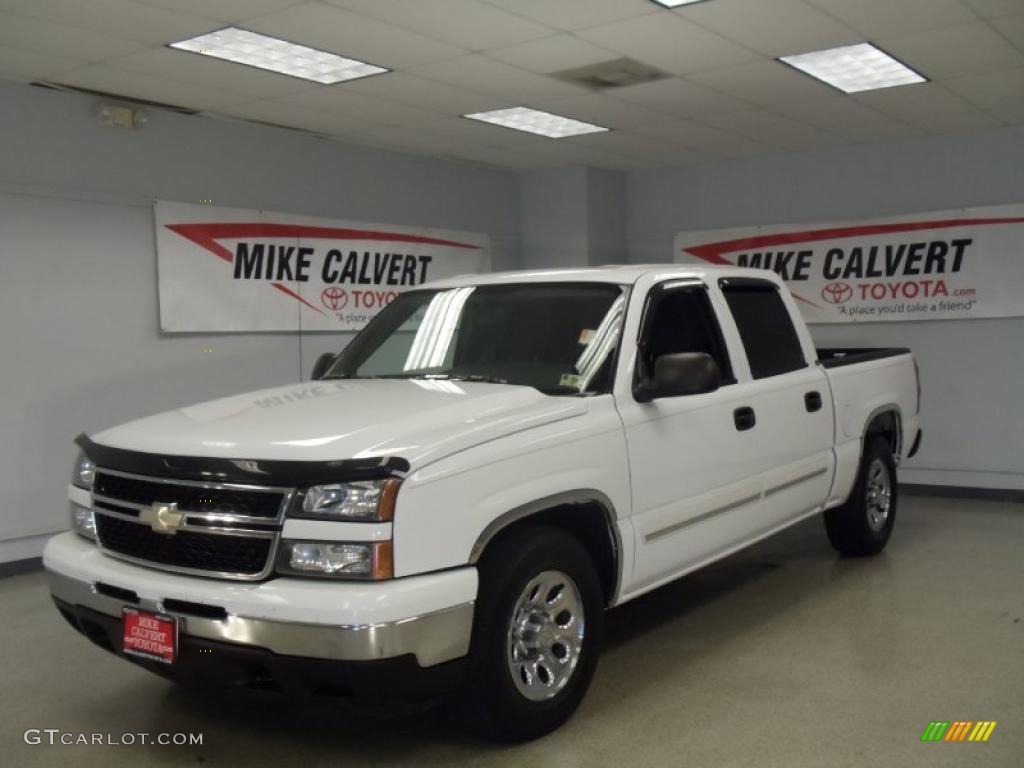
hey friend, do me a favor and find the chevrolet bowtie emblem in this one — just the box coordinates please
[139,502,184,535]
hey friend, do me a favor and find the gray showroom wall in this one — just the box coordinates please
[0,80,521,561]
[518,166,627,269]
[627,124,1024,491]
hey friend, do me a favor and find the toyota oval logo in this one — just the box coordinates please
[321,287,348,311]
[821,281,853,305]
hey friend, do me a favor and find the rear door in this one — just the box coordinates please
[716,277,834,528]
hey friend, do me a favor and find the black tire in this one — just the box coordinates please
[462,525,604,742]
[825,435,897,557]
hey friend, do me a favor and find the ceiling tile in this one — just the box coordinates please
[713,136,776,158]
[640,148,718,167]
[586,155,667,172]
[0,13,148,62]
[944,67,1024,111]
[440,144,555,170]
[699,108,821,142]
[324,0,553,50]
[0,0,218,44]
[340,71,507,114]
[879,21,1024,80]
[0,44,82,81]
[131,0,306,23]
[828,120,924,142]
[277,87,439,126]
[51,65,253,110]
[689,59,837,106]
[806,0,977,38]
[479,0,658,32]
[533,92,673,129]
[414,114,539,147]
[989,102,1024,124]
[500,135,636,165]
[630,118,746,149]
[769,94,890,130]
[914,109,1002,134]
[407,54,583,101]
[245,1,467,69]
[609,77,751,117]
[105,47,321,99]
[961,0,1024,19]
[577,12,760,77]
[852,82,980,122]
[996,15,1024,50]
[486,34,619,74]
[767,129,847,151]
[342,124,481,154]
[682,0,862,57]
[559,130,675,158]
[217,99,375,135]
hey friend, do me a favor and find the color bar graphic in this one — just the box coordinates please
[921,720,996,742]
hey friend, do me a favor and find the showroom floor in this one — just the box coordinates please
[2,494,1020,768]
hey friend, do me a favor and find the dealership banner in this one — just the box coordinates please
[155,200,490,332]
[675,204,1024,323]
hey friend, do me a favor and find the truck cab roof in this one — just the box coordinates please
[424,264,783,289]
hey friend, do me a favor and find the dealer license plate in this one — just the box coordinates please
[122,607,177,665]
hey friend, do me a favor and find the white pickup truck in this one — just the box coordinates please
[45,265,921,740]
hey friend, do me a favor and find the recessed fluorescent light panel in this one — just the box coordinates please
[463,107,609,138]
[650,0,710,7]
[779,43,926,94]
[170,27,388,84]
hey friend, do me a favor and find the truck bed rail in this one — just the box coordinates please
[816,347,912,369]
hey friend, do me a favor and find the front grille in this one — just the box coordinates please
[96,515,273,577]
[92,469,290,580]
[94,472,284,519]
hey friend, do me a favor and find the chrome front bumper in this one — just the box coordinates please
[45,533,475,668]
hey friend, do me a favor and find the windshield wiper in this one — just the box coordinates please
[415,374,511,385]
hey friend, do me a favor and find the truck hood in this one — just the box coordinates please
[92,378,588,469]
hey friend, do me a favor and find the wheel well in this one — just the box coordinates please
[865,409,900,456]
[477,501,619,606]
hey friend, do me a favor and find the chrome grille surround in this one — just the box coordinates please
[91,467,294,581]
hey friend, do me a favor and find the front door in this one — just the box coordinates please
[616,278,766,594]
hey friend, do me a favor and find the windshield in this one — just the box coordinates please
[325,283,627,396]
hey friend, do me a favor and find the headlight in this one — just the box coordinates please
[297,479,400,521]
[277,540,393,580]
[70,503,96,541]
[72,450,95,490]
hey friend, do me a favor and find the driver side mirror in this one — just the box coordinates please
[634,352,721,403]
[311,353,338,381]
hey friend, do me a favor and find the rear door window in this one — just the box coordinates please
[719,279,805,379]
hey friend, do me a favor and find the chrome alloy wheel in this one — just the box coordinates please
[506,570,586,702]
[865,458,892,532]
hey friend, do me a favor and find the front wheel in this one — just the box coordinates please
[463,526,604,742]
[824,435,897,556]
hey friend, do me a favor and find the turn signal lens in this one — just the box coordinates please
[71,503,96,541]
[278,540,393,580]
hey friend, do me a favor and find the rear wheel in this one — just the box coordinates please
[825,436,897,556]
[463,526,603,741]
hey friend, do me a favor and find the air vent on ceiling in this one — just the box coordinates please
[548,58,669,90]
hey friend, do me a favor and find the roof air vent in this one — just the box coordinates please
[548,58,669,90]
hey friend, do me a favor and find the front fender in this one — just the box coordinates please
[390,397,632,583]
